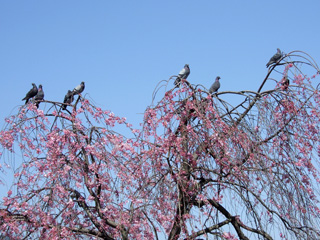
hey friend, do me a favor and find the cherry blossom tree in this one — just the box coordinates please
[1,51,320,239]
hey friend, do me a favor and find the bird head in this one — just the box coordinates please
[81,81,85,85]
[216,76,221,80]
[283,76,289,83]
[39,84,42,88]
[184,64,189,69]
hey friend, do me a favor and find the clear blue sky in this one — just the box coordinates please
[0,1,320,191]
[1,1,320,127]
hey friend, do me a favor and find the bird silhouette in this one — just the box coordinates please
[209,76,221,94]
[174,64,190,87]
[73,82,85,95]
[34,84,44,108]
[281,76,290,90]
[62,90,74,110]
[22,83,38,104]
[266,48,283,68]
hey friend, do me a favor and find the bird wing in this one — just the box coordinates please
[266,52,283,67]
[74,84,81,92]
[22,87,38,100]
[35,90,44,100]
[209,82,220,93]
[63,94,69,103]
[178,68,186,76]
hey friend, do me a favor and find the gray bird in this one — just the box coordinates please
[62,90,74,110]
[22,83,38,104]
[73,82,85,95]
[281,76,290,90]
[266,48,283,68]
[174,64,190,86]
[34,84,44,108]
[209,76,221,94]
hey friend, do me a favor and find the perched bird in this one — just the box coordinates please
[209,76,221,94]
[174,64,190,86]
[62,90,74,110]
[22,83,38,104]
[266,48,283,68]
[34,84,44,108]
[281,76,290,90]
[73,82,85,95]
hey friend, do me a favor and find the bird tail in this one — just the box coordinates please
[174,77,181,87]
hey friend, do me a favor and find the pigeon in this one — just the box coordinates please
[62,90,74,110]
[34,84,44,108]
[266,48,283,68]
[73,82,85,95]
[174,64,190,86]
[22,83,38,104]
[281,76,290,90]
[209,76,221,94]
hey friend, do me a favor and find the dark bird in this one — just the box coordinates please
[174,64,190,86]
[281,76,290,90]
[22,83,38,104]
[34,84,44,108]
[209,76,221,94]
[266,48,283,68]
[73,82,85,95]
[62,90,74,110]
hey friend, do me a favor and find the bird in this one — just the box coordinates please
[281,76,290,90]
[73,82,85,95]
[266,48,283,68]
[174,64,190,87]
[22,83,38,104]
[34,84,44,108]
[62,90,74,110]
[209,76,221,94]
